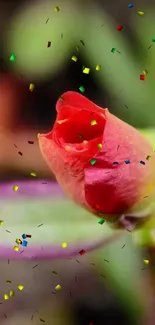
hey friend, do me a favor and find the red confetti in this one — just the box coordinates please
[79,249,86,256]
[47,41,51,48]
[28,141,34,144]
[140,74,145,80]
[26,234,32,238]
[18,151,23,156]
[117,25,123,31]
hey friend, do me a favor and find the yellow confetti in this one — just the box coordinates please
[62,242,67,248]
[4,294,9,300]
[96,65,101,71]
[97,143,102,149]
[83,67,90,74]
[9,290,15,297]
[0,220,4,226]
[15,239,21,245]
[30,172,36,177]
[13,185,18,192]
[143,69,148,76]
[143,259,149,265]
[17,284,24,291]
[29,83,35,91]
[54,6,60,12]
[13,246,19,252]
[71,56,78,62]
[55,284,61,290]
[138,11,144,15]
[65,145,72,152]
[90,120,97,126]
[6,280,12,284]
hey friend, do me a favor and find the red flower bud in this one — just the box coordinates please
[39,92,155,224]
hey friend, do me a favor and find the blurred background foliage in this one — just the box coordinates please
[0,0,155,324]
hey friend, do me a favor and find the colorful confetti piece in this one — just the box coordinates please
[140,74,145,80]
[96,65,101,71]
[13,246,19,252]
[90,159,96,165]
[29,83,35,92]
[79,86,85,93]
[62,242,68,248]
[90,120,97,126]
[83,67,90,74]
[30,172,36,177]
[54,6,60,12]
[79,249,86,256]
[13,185,18,192]
[125,160,130,164]
[71,55,78,62]
[55,284,61,290]
[138,11,144,16]
[10,54,16,61]
[4,294,9,300]
[117,25,123,31]
[0,220,4,226]
[97,143,102,149]
[128,3,133,8]
[17,284,24,291]
[143,259,149,265]
[9,290,14,297]
[111,48,116,53]
[98,218,105,225]
[47,41,51,48]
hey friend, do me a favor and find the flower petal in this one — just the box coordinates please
[56,91,103,113]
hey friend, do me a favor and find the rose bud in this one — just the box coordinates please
[38,91,155,231]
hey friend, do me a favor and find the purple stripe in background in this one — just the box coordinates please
[0,180,64,199]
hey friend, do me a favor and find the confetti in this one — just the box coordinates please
[79,86,85,93]
[117,25,123,31]
[97,143,102,149]
[152,38,155,42]
[29,83,35,92]
[54,6,60,12]
[17,284,24,291]
[26,234,32,238]
[122,244,126,249]
[128,3,133,8]
[80,40,85,46]
[38,223,43,227]
[143,259,149,265]
[33,264,38,269]
[111,48,116,53]
[6,280,12,284]
[13,246,19,252]
[125,160,130,164]
[90,159,96,165]
[98,218,105,225]
[10,54,16,61]
[71,55,78,62]
[40,318,45,323]
[79,249,86,256]
[52,271,58,275]
[15,239,21,245]
[113,161,119,165]
[140,74,145,80]
[96,65,101,71]
[104,259,109,262]
[22,240,28,247]
[90,120,97,126]
[143,69,148,76]
[55,284,61,290]
[47,41,51,48]
[146,155,151,160]
[30,172,36,177]
[9,290,14,297]
[83,67,90,74]
[13,185,18,192]
[22,234,27,239]
[4,294,9,300]
[46,18,49,24]
[0,220,4,226]
[138,11,144,16]
[62,242,68,248]
[140,160,145,165]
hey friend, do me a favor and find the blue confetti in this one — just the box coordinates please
[125,160,130,164]
[22,234,27,239]
[128,3,134,8]
[22,240,28,247]
[113,162,119,165]
[140,160,145,165]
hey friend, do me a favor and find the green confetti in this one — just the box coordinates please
[79,86,85,93]
[111,48,116,53]
[98,218,105,225]
[90,159,96,165]
[10,54,16,61]
[152,38,155,42]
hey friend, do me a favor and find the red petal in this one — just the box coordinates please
[56,91,103,113]
[84,111,153,216]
